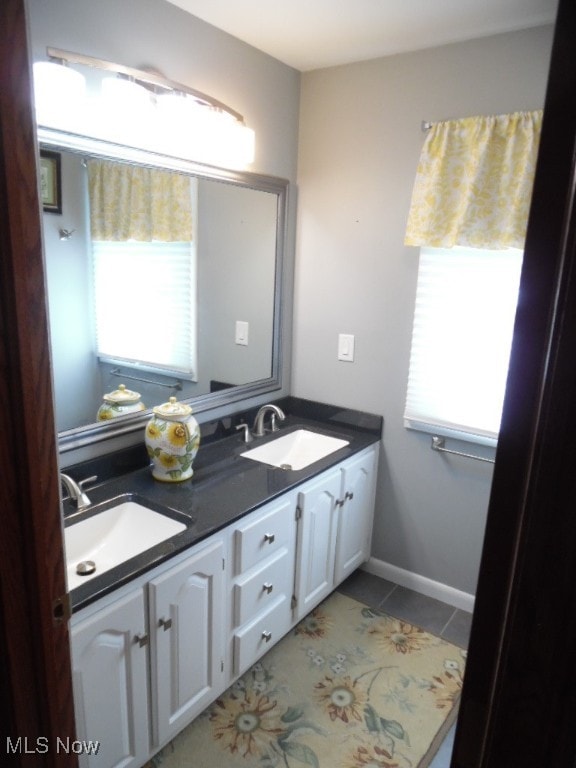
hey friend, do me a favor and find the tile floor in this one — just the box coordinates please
[337,569,473,768]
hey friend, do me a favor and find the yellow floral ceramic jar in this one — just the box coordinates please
[97,383,146,421]
[145,396,201,482]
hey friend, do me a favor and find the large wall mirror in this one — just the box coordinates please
[39,128,287,452]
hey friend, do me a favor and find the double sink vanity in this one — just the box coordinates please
[63,397,382,768]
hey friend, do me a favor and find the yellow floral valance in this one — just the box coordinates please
[404,110,542,250]
[87,159,193,242]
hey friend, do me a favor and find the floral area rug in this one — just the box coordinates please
[151,591,465,768]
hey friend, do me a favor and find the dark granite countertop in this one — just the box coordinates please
[64,397,382,612]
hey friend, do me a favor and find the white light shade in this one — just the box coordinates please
[232,123,255,166]
[33,61,86,130]
[101,77,152,109]
[154,92,207,156]
[155,92,203,122]
[97,77,155,145]
[156,94,255,166]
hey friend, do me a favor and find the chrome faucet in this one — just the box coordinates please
[252,404,286,437]
[61,473,97,511]
[235,422,254,443]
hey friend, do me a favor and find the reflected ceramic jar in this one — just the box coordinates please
[145,396,201,482]
[97,383,146,421]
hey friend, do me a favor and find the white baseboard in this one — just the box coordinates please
[361,557,475,613]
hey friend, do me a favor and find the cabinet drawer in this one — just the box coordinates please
[234,496,293,574]
[233,596,291,675]
[233,549,293,627]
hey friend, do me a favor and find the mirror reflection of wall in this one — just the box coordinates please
[43,148,278,433]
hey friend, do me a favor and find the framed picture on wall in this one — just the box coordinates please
[39,149,62,214]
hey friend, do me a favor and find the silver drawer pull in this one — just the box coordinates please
[264,533,275,544]
[261,630,272,643]
[263,582,274,594]
[134,633,149,648]
[345,491,354,501]
[158,617,173,631]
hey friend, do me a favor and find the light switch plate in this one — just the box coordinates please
[338,333,355,362]
[235,320,249,345]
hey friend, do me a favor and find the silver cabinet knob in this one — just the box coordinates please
[263,582,274,594]
[158,617,173,631]
[264,533,275,544]
[261,630,272,643]
[134,633,149,648]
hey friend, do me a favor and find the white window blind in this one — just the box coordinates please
[92,240,198,379]
[404,246,523,446]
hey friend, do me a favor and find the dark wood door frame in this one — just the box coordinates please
[453,0,576,765]
[0,1,76,765]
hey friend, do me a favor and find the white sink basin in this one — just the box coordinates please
[65,500,187,590]
[241,428,349,470]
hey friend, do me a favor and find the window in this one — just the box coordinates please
[404,246,523,446]
[92,239,198,380]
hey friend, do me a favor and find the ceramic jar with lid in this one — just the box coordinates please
[145,396,201,482]
[97,383,146,421]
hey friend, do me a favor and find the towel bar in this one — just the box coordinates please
[431,436,495,464]
[110,367,183,391]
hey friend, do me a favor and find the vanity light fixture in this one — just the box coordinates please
[97,75,156,146]
[33,48,255,167]
[32,60,87,132]
[100,75,153,110]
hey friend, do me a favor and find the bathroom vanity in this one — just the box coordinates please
[64,398,381,768]
[36,124,382,768]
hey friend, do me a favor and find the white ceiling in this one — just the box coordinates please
[165,0,558,71]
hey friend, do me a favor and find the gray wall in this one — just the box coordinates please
[198,180,277,388]
[294,26,555,599]
[43,151,100,431]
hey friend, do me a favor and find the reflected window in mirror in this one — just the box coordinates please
[93,239,198,378]
[88,159,199,379]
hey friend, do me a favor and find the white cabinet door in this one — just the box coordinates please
[149,538,226,748]
[334,446,378,584]
[294,467,341,618]
[71,589,150,768]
